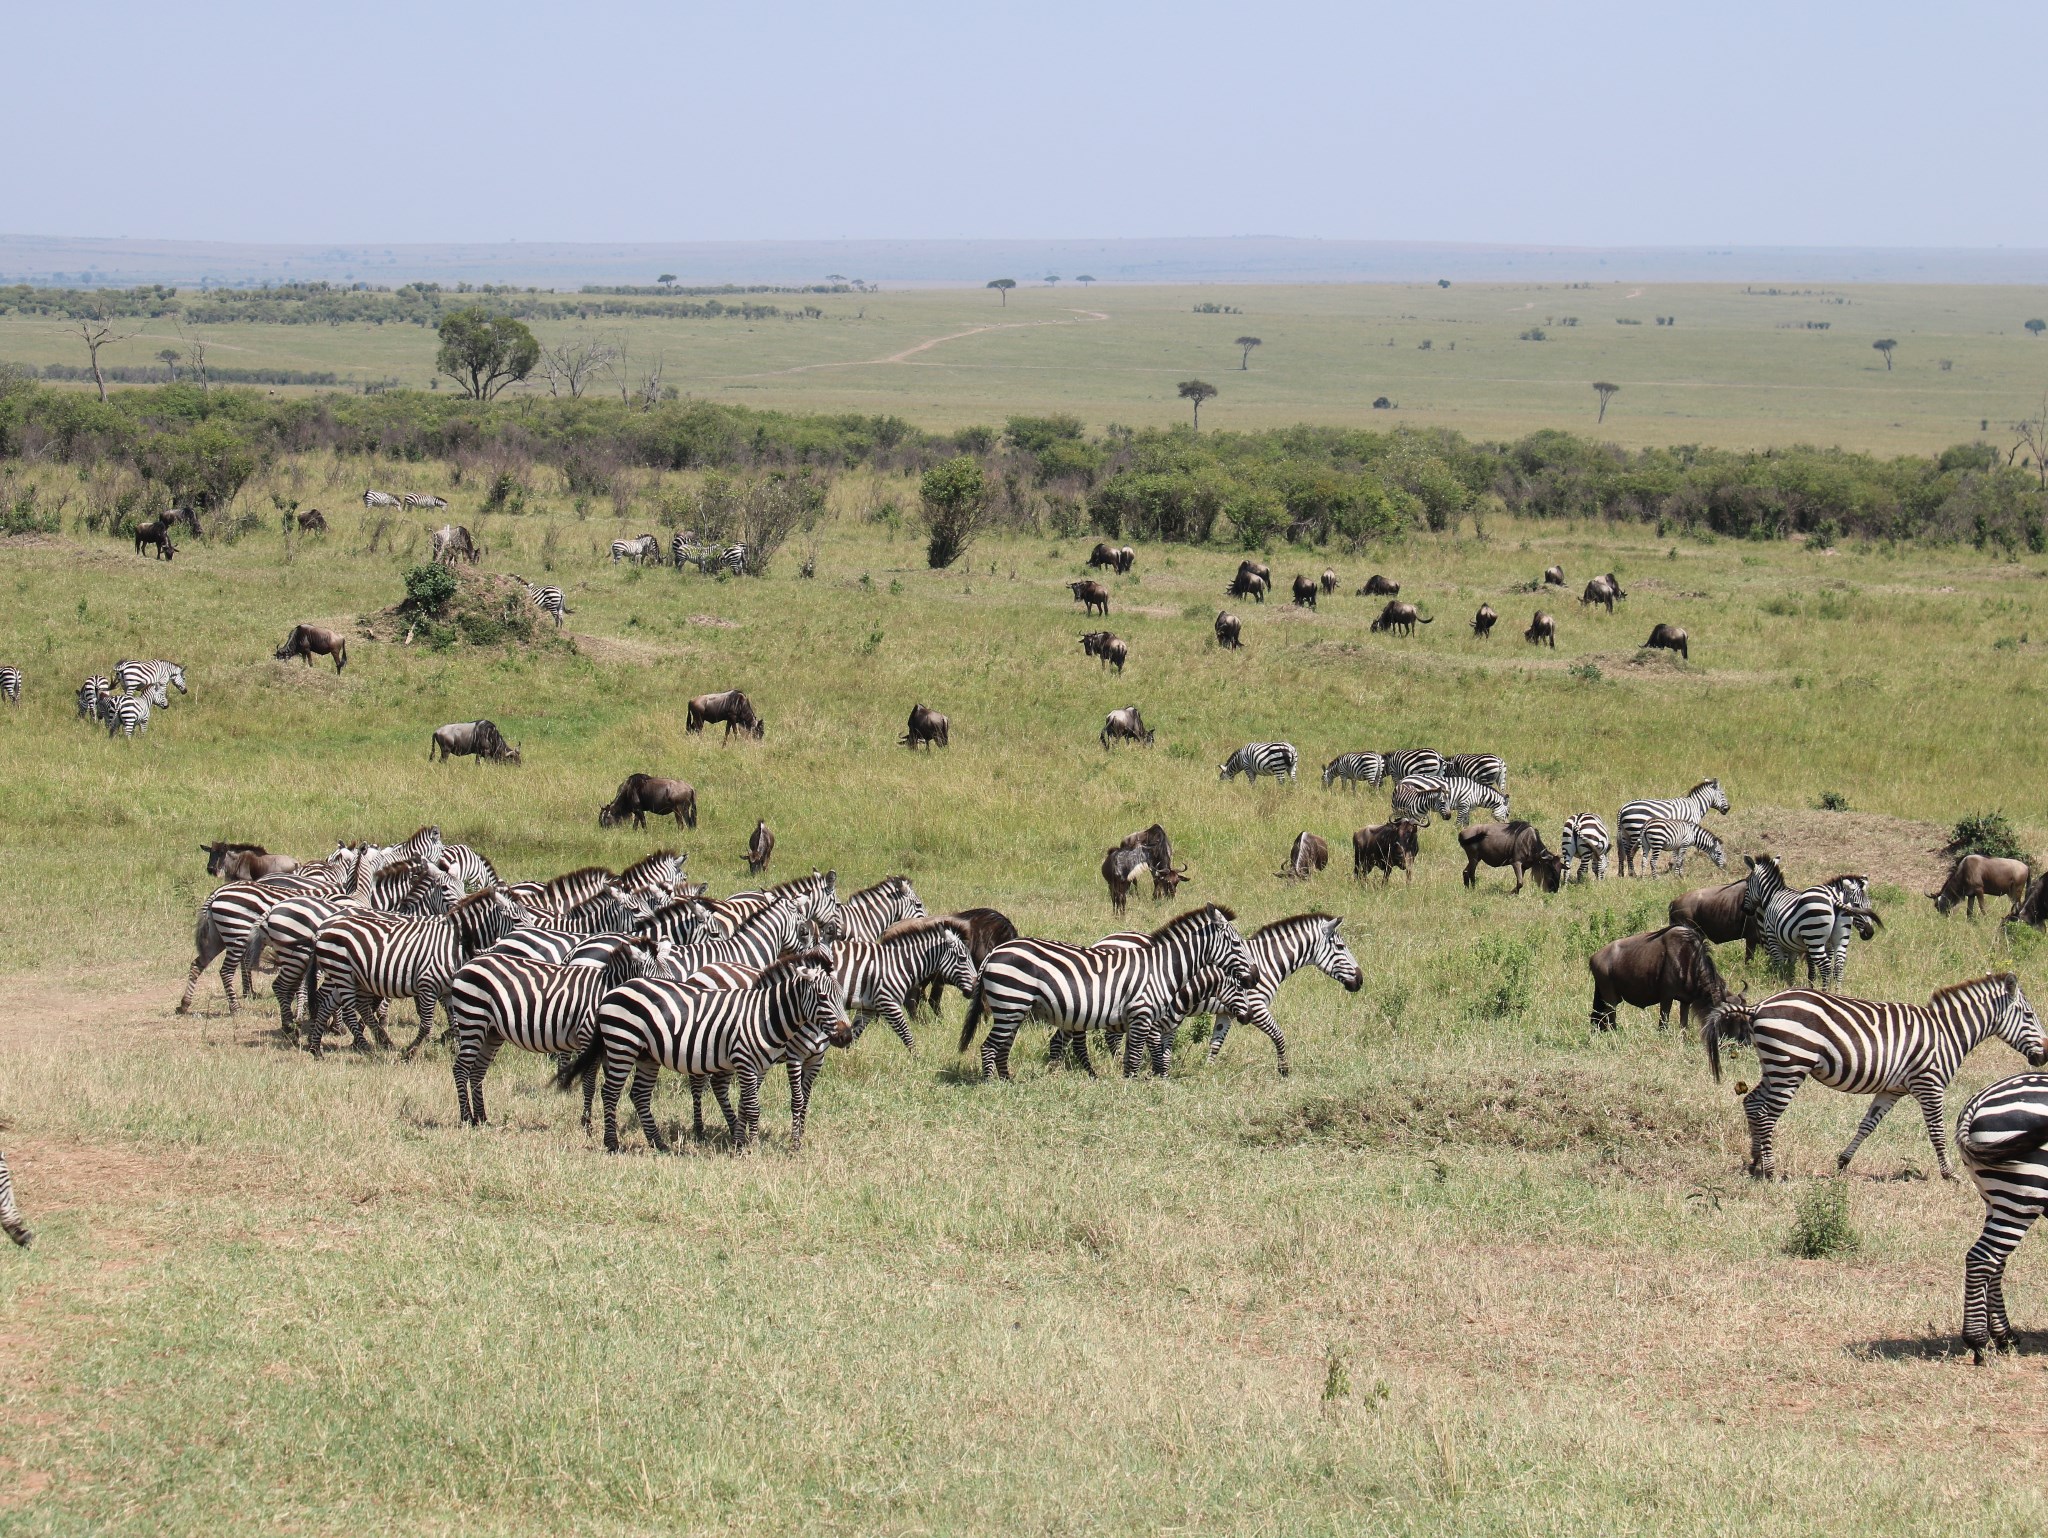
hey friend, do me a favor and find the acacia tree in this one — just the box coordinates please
[1873,338,1897,371]
[1045,275,1060,287]
[157,348,181,381]
[1235,336,1262,370]
[435,307,540,399]
[1592,381,1621,423]
[1076,274,1095,286]
[657,273,677,288]
[987,278,1017,306]
[68,301,137,403]
[1178,378,1218,430]
[2027,319,2046,339]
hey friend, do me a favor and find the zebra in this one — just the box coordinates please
[1741,854,1872,991]
[76,674,110,720]
[305,891,520,1058]
[677,542,747,576]
[1321,753,1381,791]
[449,934,674,1128]
[1442,753,1508,792]
[961,904,1258,1080]
[1219,742,1299,783]
[438,843,501,893]
[247,858,459,1035]
[178,862,354,1014]
[1637,818,1727,876]
[105,691,160,739]
[831,919,979,1050]
[615,849,687,904]
[363,489,402,510]
[669,531,697,569]
[1703,972,2045,1183]
[1617,779,1729,875]
[666,900,828,982]
[629,897,721,949]
[511,576,566,628]
[114,659,188,702]
[1561,814,1611,881]
[1956,1072,2048,1362]
[504,866,618,924]
[0,666,19,705]
[1392,773,1508,827]
[610,534,661,565]
[402,493,450,514]
[1378,750,1444,786]
[556,953,850,1151]
[698,872,845,944]
[0,1150,29,1248]
[839,876,927,943]
[1180,913,1362,1077]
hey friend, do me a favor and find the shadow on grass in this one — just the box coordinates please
[1845,1331,2048,1362]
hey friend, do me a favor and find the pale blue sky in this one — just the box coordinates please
[6,0,2041,249]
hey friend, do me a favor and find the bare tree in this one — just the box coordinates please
[1873,338,1897,371]
[69,303,139,403]
[2011,393,2048,491]
[1592,381,1621,423]
[1235,336,1262,370]
[540,333,621,399]
[173,320,210,393]
[1178,379,1218,430]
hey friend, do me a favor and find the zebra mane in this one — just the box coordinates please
[760,873,824,898]
[1688,779,1720,795]
[450,889,503,917]
[540,866,614,895]
[876,916,952,944]
[1148,903,1235,942]
[754,950,834,985]
[618,851,678,885]
[1929,972,2019,1005]
[850,874,910,899]
[1251,911,1335,940]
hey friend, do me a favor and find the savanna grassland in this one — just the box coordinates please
[8,279,2048,453]
[8,448,2048,1536]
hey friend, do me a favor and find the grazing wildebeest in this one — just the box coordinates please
[1115,546,1136,573]
[1277,831,1329,880]
[1357,574,1400,597]
[1459,821,1563,893]
[1670,878,1751,946]
[296,508,328,534]
[1291,575,1319,609]
[201,842,300,882]
[1471,602,1498,639]
[1587,924,1734,1032]
[1933,855,2032,918]
[1353,818,1422,884]
[920,908,1020,1015]
[1370,601,1432,636]
[1320,568,1339,595]
[1088,542,1135,573]
[745,820,775,876]
[1100,706,1155,749]
[430,719,521,764]
[275,625,348,674]
[687,689,765,740]
[430,524,480,566]
[2008,873,2048,930]
[1227,570,1269,603]
[1214,611,1243,649]
[1643,623,1689,659]
[901,703,950,749]
[1543,565,1566,587]
[1080,631,1128,672]
[1581,576,1621,613]
[600,773,697,830]
[1524,611,1556,647]
[1069,580,1110,616]
[133,517,177,560]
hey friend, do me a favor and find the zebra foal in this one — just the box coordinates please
[1616,779,1729,875]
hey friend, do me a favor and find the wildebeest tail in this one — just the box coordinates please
[1417,615,1434,623]
[1699,998,1755,1084]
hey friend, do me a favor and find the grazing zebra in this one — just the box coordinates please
[1741,854,1872,991]
[557,953,851,1151]
[1219,742,1299,783]
[1561,814,1611,881]
[677,542,747,576]
[449,934,674,1127]
[1182,913,1362,1077]
[699,872,845,944]
[113,659,188,703]
[76,674,110,720]
[178,863,352,1014]
[1617,779,1729,875]
[1638,818,1727,876]
[830,919,979,1050]
[1956,1072,2048,1362]
[0,666,19,705]
[610,534,661,565]
[363,489,402,509]
[305,891,519,1058]
[438,843,501,894]
[1703,972,2045,1182]
[669,531,696,569]
[961,904,1257,1080]
[1392,773,1508,827]
[402,493,450,513]
[0,1150,29,1248]
[1321,753,1381,791]
[1442,753,1508,792]
[510,576,566,627]
[840,876,926,943]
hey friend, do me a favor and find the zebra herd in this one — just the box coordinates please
[599,531,748,574]
[56,659,189,739]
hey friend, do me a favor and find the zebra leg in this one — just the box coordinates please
[629,1061,666,1152]
[398,986,438,1060]
[1249,1009,1290,1077]
[1045,1030,1069,1068]
[467,1034,504,1127]
[735,1063,764,1151]
[1743,1074,1800,1179]
[708,1073,739,1140]
[786,1060,812,1152]
[1965,1204,2040,1363]
[689,1074,710,1140]
[0,1151,30,1249]
[1836,1093,1900,1173]
[878,1001,915,1051]
[1910,1082,1959,1181]
[598,1055,629,1152]
[1067,1029,1098,1079]
[1206,1010,1234,1063]
[218,949,241,1017]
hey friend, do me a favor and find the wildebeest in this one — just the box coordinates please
[1214,611,1243,649]
[133,517,177,560]
[1320,568,1339,595]
[600,773,697,830]
[1237,559,1271,587]
[1587,924,1734,1032]
[901,703,950,749]
[1581,576,1621,613]
[1291,575,1319,609]
[1227,570,1269,603]
[1102,825,1187,913]
[430,719,521,764]
[2009,874,2048,930]
[1080,631,1128,672]
[1933,855,2032,918]
[1069,580,1110,616]
[1643,623,1689,659]
[275,625,347,674]
[1358,575,1400,597]
[745,820,775,876]
[1524,611,1556,647]
[296,508,328,534]
[1370,601,1432,636]
[1669,878,1750,945]
[1471,602,1498,639]
[1543,565,1566,587]
[1100,706,1155,749]
[687,690,765,740]
[920,908,1020,1015]
[1353,818,1421,884]
[430,524,480,566]
[201,841,300,882]
[1277,831,1329,880]
[1459,820,1563,893]
[1100,849,1154,914]
[1088,541,1135,573]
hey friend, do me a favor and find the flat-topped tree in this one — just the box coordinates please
[1236,336,1262,370]
[1076,274,1095,286]
[1874,338,1897,370]
[2027,319,2044,339]
[1593,381,1620,423]
[987,278,1017,306]
[1178,379,1218,429]
[657,273,676,288]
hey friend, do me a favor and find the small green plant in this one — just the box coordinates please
[1321,1350,1351,1407]
[1947,811,2028,863]
[1787,1180,1860,1259]
[1567,661,1603,683]
[1816,790,1851,812]
[1464,935,1535,1020]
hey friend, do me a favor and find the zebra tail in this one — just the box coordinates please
[555,1033,605,1093]
[957,982,988,1054]
[1699,998,1754,1084]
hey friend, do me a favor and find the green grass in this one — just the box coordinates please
[6,459,2048,1533]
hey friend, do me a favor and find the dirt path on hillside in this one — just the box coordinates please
[714,308,1110,380]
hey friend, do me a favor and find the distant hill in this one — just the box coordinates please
[1,233,2043,289]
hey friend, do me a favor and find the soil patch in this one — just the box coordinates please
[1733,807,1950,893]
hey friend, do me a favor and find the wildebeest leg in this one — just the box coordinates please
[1590,985,1617,1031]
[1835,1092,1900,1174]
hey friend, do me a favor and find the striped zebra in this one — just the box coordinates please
[615,850,687,904]
[557,953,851,1151]
[1442,753,1508,792]
[0,1150,29,1248]
[0,666,19,705]
[669,531,697,569]
[113,659,188,702]
[449,934,674,1127]
[511,576,566,628]
[504,866,618,924]
[1638,818,1727,876]
[701,872,845,944]
[438,843,501,893]
[1182,913,1362,1077]
[402,493,450,513]
[1956,1072,2048,1361]
[610,534,661,565]
[363,489,402,509]
[104,692,158,739]
[832,918,979,1050]
[677,542,747,576]
[1561,814,1611,881]
[76,674,110,720]
[1741,854,1872,991]
[666,900,828,982]
[1617,779,1729,875]
[178,861,354,1013]
[1324,749,1441,790]
[305,891,519,1058]
[839,875,926,942]
[1703,972,2045,1182]
[629,897,721,949]
[1219,742,1299,783]
[961,904,1258,1080]
[248,859,458,1035]
[1393,773,1508,827]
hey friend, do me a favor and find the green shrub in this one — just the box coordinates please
[1463,935,1535,1020]
[401,562,458,616]
[1948,811,2027,863]
[0,487,59,535]
[1817,790,1851,812]
[1568,661,1603,683]
[1787,1181,1860,1259]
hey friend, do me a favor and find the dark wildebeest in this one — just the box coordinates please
[1603,572,1627,599]
[687,690,765,740]
[1353,818,1421,884]
[133,517,177,560]
[430,719,521,764]
[744,820,774,876]
[1291,574,1319,609]
[901,703,950,749]
[1669,878,1750,945]
[1471,603,1498,639]
[1087,542,1136,574]
[1932,854,2031,918]
[1543,565,1566,587]
[1227,570,1269,603]
[2009,873,2048,930]
[1525,611,1556,647]
[1069,580,1110,616]
[275,625,348,674]
[1112,824,1186,908]
[1357,574,1400,597]
[1100,848,1153,915]
[430,524,480,565]
[1100,706,1155,749]
[1277,831,1330,880]
[1237,559,1271,587]
[1581,577,1620,613]
[1214,611,1243,649]
[201,842,300,882]
[600,773,697,830]
[920,908,1020,1015]
[1370,601,1432,636]
[1587,924,1734,1032]
[1080,631,1128,672]
[1643,623,1688,660]
[297,508,328,534]
[1459,820,1563,893]
[1320,568,1339,595]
